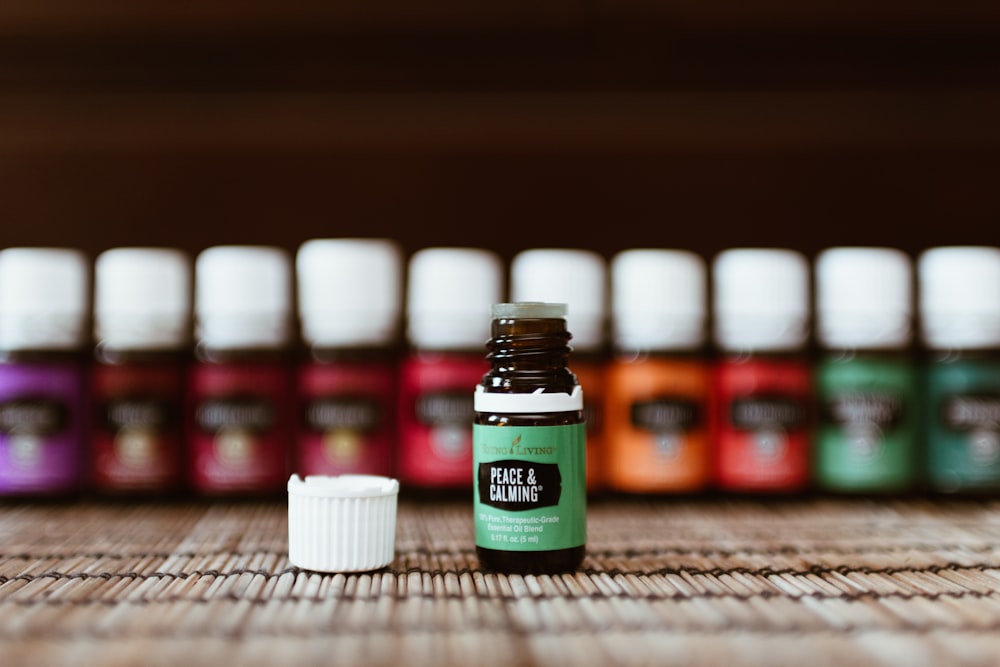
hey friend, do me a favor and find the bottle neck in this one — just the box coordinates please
[482,317,576,394]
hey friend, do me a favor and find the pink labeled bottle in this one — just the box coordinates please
[397,247,503,492]
[188,246,293,498]
[0,248,90,499]
[294,238,403,478]
[90,248,191,497]
[711,248,814,494]
[510,248,608,494]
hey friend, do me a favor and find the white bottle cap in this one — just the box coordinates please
[287,474,399,573]
[405,247,503,351]
[95,247,192,350]
[713,248,810,352]
[610,249,707,351]
[195,245,292,349]
[918,246,1000,350]
[815,247,912,350]
[509,248,607,351]
[0,247,89,350]
[297,238,403,348]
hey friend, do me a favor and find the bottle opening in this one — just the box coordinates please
[491,302,567,319]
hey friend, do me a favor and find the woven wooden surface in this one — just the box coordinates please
[2,495,1000,666]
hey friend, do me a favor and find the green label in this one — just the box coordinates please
[473,423,586,552]
[815,356,918,492]
[926,359,1000,492]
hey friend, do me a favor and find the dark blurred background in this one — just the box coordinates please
[1,0,999,264]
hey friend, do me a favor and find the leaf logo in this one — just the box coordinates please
[512,434,521,446]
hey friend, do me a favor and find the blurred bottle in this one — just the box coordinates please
[0,248,89,498]
[813,247,918,494]
[188,246,293,497]
[295,238,403,478]
[91,248,191,497]
[397,247,503,492]
[604,249,712,494]
[920,246,1000,494]
[510,248,607,493]
[711,248,813,494]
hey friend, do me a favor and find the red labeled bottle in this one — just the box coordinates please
[188,246,293,498]
[90,248,191,497]
[397,247,503,492]
[711,248,814,494]
[604,249,712,494]
[294,238,403,478]
[510,248,608,494]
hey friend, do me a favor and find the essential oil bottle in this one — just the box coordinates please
[294,238,403,478]
[711,248,814,494]
[920,246,1000,495]
[0,248,90,499]
[510,248,608,494]
[604,249,712,495]
[187,245,294,498]
[474,302,586,574]
[397,247,503,492]
[813,247,918,495]
[90,247,192,497]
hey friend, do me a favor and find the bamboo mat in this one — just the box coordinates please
[2,495,1000,667]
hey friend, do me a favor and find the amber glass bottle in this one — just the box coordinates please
[473,302,586,574]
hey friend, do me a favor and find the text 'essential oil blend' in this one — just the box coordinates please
[473,302,586,574]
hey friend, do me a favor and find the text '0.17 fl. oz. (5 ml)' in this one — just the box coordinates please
[473,302,587,574]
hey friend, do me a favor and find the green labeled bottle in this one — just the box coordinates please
[814,247,919,493]
[473,302,586,574]
[920,246,1000,494]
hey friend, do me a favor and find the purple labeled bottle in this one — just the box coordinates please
[0,248,90,498]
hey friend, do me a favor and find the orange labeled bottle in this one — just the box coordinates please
[510,248,608,493]
[604,249,712,494]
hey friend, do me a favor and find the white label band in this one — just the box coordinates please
[473,385,583,413]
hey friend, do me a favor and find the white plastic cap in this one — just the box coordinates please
[0,247,89,350]
[405,247,503,350]
[713,248,810,352]
[510,248,607,351]
[297,238,403,348]
[287,474,399,573]
[815,247,913,350]
[919,246,1000,349]
[195,245,292,349]
[611,249,707,351]
[95,247,192,349]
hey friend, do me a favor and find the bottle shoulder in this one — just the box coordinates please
[95,345,192,365]
[474,411,584,426]
[194,343,291,364]
[0,349,88,364]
